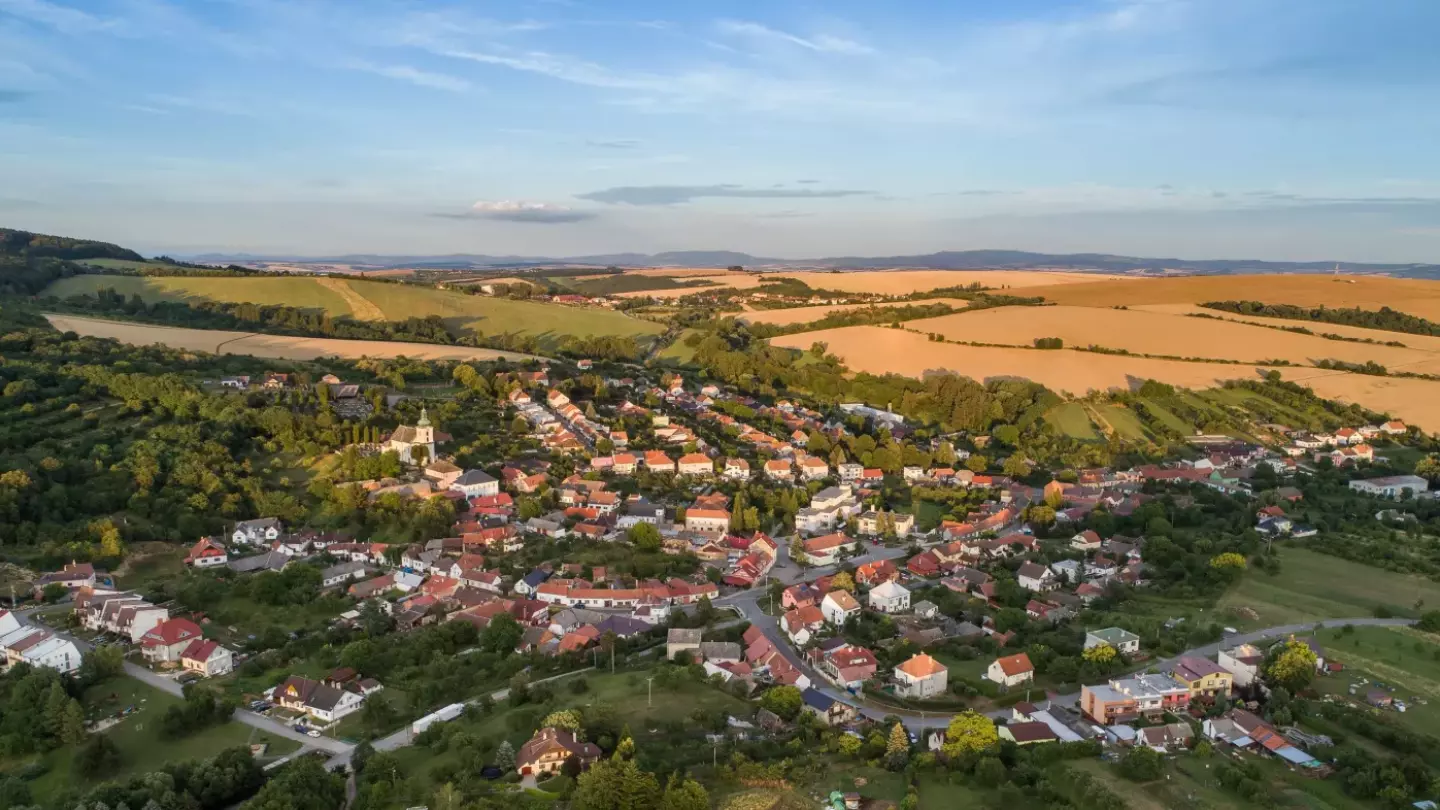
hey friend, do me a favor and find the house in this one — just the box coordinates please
[699,641,742,663]
[838,462,863,481]
[1381,420,1407,435]
[677,453,714,476]
[801,533,852,566]
[140,618,205,664]
[1081,674,1190,725]
[32,561,99,597]
[817,643,878,692]
[986,653,1034,688]
[855,559,899,587]
[516,727,602,776]
[643,451,676,474]
[232,517,283,545]
[424,460,463,489]
[514,569,552,596]
[799,457,830,481]
[820,590,862,626]
[723,458,751,481]
[1084,627,1141,655]
[451,469,499,499]
[867,581,911,614]
[1204,708,1321,768]
[801,688,858,726]
[912,600,939,620]
[275,675,365,724]
[895,653,948,699]
[184,538,229,569]
[321,561,368,588]
[1170,656,1234,699]
[685,508,731,534]
[1348,475,1429,499]
[999,721,1059,746]
[783,605,825,645]
[667,628,703,661]
[1217,643,1264,687]
[1137,722,1194,753]
[1017,562,1058,593]
[764,459,793,481]
[1070,530,1103,551]
[856,511,915,537]
[180,639,234,677]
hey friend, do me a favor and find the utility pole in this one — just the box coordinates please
[646,676,655,709]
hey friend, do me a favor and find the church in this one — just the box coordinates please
[384,408,444,465]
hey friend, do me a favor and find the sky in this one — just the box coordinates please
[2,0,1439,262]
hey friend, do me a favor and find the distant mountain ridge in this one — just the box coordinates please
[179,248,1440,277]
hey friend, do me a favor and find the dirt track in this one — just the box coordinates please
[315,277,385,320]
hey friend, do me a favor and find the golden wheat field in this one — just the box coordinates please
[45,314,536,362]
[771,325,1285,393]
[615,269,1126,299]
[738,298,970,327]
[906,306,1440,369]
[1023,274,1440,320]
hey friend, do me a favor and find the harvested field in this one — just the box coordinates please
[1286,369,1440,432]
[315,277,385,320]
[738,298,968,327]
[627,267,737,278]
[616,269,1124,299]
[906,306,1440,368]
[47,274,354,315]
[44,314,537,362]
[449,276,542,287]
[771,326,1281,394]
[1024,274,1440,321]
[1134,303,1440,351]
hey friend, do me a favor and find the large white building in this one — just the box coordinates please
[1348,475,1428,499]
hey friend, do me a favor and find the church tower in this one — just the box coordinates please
[414,407,435,445]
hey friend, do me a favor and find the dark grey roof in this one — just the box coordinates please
[801,688,835,711]
[522,569,551,587]
[456,469,497,486]
[227,550,290,573]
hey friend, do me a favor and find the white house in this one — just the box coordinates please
[180,639,234,677]
[321,561,368,588]
[722,458,750,481]
[894,653,948,698]
[820,590,862,626]
[800,533,852,566]
[1217,643,1264,687]
[1084,627,1141,655]
[451,469,499,498]
[867,580,911,614]
[232,517,283,545]
[986,653,1035,688]
[1017,562,1058,592]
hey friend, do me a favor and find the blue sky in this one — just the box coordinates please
[2,0,1439,261]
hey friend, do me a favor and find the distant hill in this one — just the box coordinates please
[1,227,145,263]
[178,247,1440,278]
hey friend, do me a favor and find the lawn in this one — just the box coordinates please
[916,774,991,805]
[22,677,299,803]
[113,542,187,591]
[1045,402,1100,441]
[1307,625,1440,735]
[201,591,353,649]
[1215,547,1440,629]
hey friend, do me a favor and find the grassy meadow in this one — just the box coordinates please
[1216,547,1440,629]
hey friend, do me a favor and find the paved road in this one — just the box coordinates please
[325,667,594,769]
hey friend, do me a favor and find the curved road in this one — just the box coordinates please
[724,582,1417,731]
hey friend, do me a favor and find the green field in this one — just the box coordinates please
[21,677,299,803]
[1136,396,1194,435]
[78,258,175,271]
[47,274,355,314]
[1045,402,1100,440]
[1102,404,1153,442]
[43,275,666,350]
[1216,547,1440,629]
[653,328,703,366]
[1307,625,1440,734]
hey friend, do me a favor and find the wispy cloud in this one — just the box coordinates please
[576,184,872,205]
[0,0,117,35]
[586,139,641,149]
[715,20,874,56]
[434,200,597,223]
[146,94,260,118]
[0,88,31,103]
[345,62,472,92]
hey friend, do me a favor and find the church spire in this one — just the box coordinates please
[417,407,431,427]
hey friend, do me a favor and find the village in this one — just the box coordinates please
[4,353,1439,810]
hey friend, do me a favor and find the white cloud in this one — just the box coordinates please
[346,62,471,92]
[0,0,116,34]
[715,20,874,55]
[436,200,596,223]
